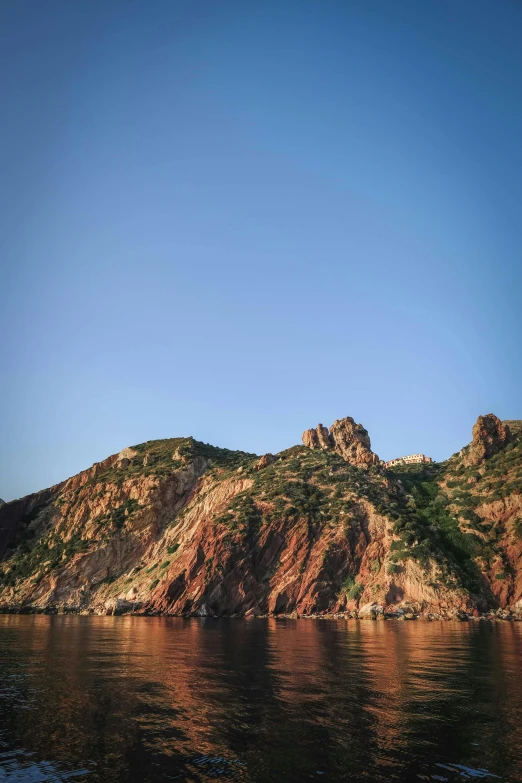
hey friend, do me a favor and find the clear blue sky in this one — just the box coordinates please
[1,0,521,501]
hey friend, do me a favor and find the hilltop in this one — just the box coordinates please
[0,414,521,619]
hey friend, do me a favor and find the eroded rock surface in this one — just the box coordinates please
[255,454,276,471]
[463,414,512,466]
[302,424,332,451]
[302,417,379,468]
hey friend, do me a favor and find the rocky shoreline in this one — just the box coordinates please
[2,601,521,622]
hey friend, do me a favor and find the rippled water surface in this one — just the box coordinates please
[0,617,521,782]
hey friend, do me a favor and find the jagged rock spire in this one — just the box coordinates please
[302,416,379,469]
[462,414,512,466]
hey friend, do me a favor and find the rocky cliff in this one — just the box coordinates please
[461,414,512,466]
[1,415,521,619]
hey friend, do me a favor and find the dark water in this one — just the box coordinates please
[0,617,521,782]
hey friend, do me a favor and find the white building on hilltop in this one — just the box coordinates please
[384,454,433,468]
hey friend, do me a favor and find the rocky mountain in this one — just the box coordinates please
[0,414,521,619]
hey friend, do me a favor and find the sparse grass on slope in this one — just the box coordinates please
[88,437,257,486]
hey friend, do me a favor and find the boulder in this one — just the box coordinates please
[117,447,137,469]
[104,597,141,615]
[255,454,276,471]
[358,602,384,619]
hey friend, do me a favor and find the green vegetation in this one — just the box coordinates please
[387,463,486,592]
[339,575,355,595]
[215,493,262,536]
[0,530,91,588]
[339,575,363,600]
[95,499,142,531]
[385,433,522,595]
[150,579,160,590]
[85,437,257,487]
[348,581,363,600]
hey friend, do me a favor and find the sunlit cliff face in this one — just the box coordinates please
[0,416,521,618]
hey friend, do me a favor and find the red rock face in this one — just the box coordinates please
[476,495,522,608]
[329,418,380,468]
[463,414,512,466]
[302,417,380,469]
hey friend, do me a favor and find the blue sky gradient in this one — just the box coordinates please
[1,0,521,500]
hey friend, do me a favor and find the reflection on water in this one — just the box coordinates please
[0,617,521,782]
